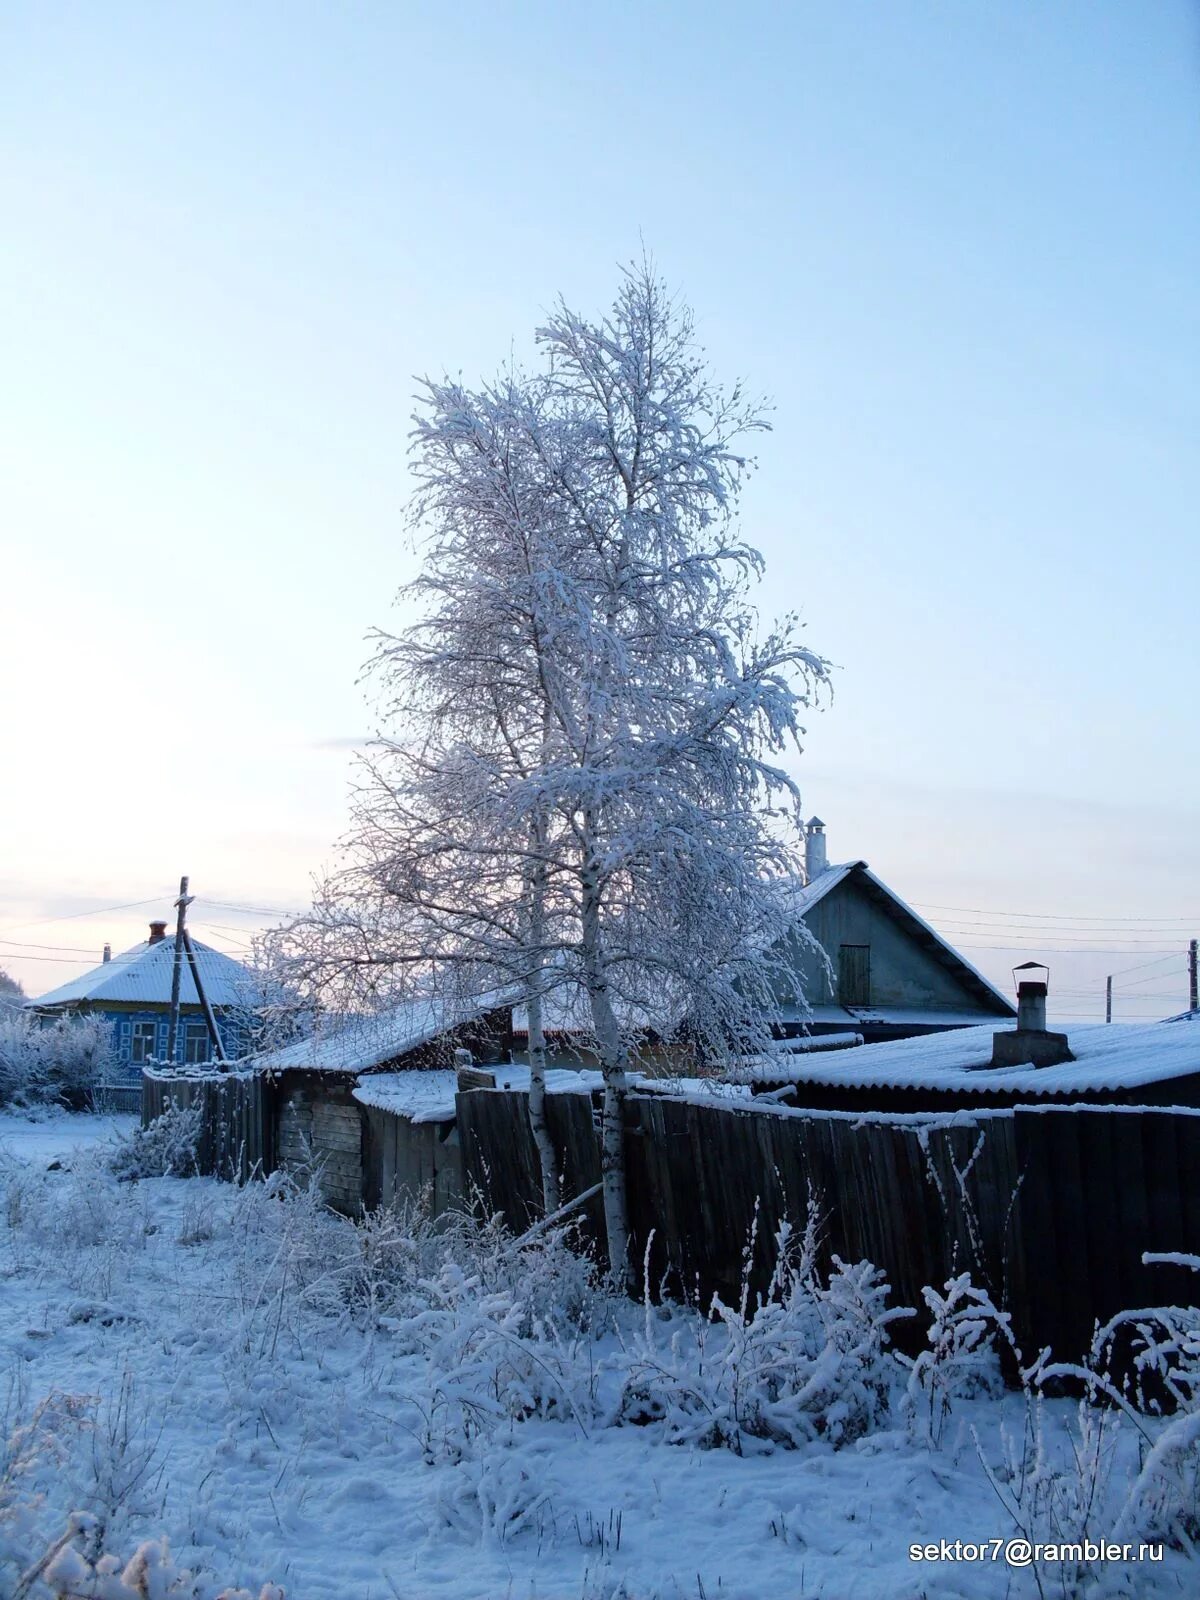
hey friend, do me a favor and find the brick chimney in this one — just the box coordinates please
[147,921,167,946]
[804,816,828,883]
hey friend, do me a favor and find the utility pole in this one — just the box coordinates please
[1105,975,1112,1024]
[166,875,191,1065]
[182,927,227,1065]
[1190,938,1198,1016]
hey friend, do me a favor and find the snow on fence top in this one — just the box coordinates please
[748,1018,1200,1097]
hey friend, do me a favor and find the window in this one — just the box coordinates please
[183,1023,210,1065]
[837,944,871,1006]
[130,1021,157,1065]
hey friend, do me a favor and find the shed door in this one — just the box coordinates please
[837,944,871,1006]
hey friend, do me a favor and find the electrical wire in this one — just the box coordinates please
[913,903,1198,924]
[0,936,105,955]
[0,894,174,940]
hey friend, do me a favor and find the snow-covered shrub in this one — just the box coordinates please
[974,1380,1130,1598]
[26,1512,284,1599]
[0,1014,115,1109]
[901,1272,1013,1446]
[972,1260,1200,1594]
[108,1106,202,1182]
[0,1391,94,1581]
[619,1219,909,1453]
[1089,1253,1200,1549]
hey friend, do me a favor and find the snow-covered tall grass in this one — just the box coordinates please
[1,1142,1197,1599]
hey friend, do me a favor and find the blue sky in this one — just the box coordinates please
[2,1,1197,1021]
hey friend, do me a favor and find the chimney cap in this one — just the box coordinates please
[1012,960,1049,994]
[806,816,825,831]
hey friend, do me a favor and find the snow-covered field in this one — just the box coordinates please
[1,1116,1196,1599]
[0,1110,139,1166]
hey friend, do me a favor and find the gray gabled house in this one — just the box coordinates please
[770,820,1017,1044]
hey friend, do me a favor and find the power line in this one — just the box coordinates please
[0,936,104,955]
[953,934,1177,947]
[0,893,174,940]
[205,900,303,920]
[0,952,95,965]
[935,920,1198,937]
[1107,954,1182,982]
[914,902,1198,924]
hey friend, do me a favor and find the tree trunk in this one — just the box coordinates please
[524,808,559,1214]
[580,861,631,1287]
[525,989,559,1214]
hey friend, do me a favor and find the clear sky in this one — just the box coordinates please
[2,1,1198,1023]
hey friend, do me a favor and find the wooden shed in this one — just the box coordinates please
[258,992,517,1213]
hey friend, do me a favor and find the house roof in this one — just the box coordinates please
[791,861,1016,1018]
[757,1019,1200,1099]
[28,935,254,1011]
[257,986,521,1075]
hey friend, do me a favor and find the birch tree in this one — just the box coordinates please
[273,262,830,1280]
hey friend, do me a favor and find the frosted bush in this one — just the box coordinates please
[0,1014,115,1109]
[619,1219,910,1453]
[28,1512,283,1599]
[901,1272,1013,1446]
[108,1107,202,1182]
[1091,1252,1200,1549]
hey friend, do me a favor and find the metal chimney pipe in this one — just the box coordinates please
[805,817,828,883]
[102,943,112,964]
[1016,980,1048,1033]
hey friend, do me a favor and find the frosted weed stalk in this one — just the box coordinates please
[618,1214,910,1453]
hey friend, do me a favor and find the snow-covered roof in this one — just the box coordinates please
[259,987,520,1075]
[777,1004,1010,1029]
[28,936,254,1011]
[352,1063,599,1122]
[761,1020,1200,1098]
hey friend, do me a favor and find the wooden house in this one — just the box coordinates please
[29,921,256,1078]
[765,820,1017,1043]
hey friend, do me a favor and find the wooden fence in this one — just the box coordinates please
[92,1084,142,1115]
[360,1105,463,1217]
[456,1088,1200,1363]
[145,1068,462,1216]
[142,1070,272,1184]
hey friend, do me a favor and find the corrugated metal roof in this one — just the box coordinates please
[767,1019,1200,1097]
[28,936,254,1010]
[258,986,522,1075]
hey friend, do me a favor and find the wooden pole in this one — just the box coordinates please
[1190,939,1198,1015]
[1105,975,1112,1024]
[166,875,191,1066]
[181,927,227,1065]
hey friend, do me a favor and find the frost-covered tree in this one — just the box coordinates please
[273,262,829,1280]
[0,968,24,1010]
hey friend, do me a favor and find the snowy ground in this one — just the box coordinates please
[0,1118,1195,1600]
[0,1108,138,1166]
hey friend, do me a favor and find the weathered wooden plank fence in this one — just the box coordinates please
[360,1105,462,1217]
[143,1064,1200,1363]
[456,1089,1200,1362]
[142,1070,272,1184]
